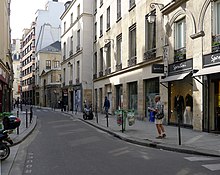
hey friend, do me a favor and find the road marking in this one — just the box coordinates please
[184,156,217,161]
[52,123,76,128]
[202,164,220,171]
[113,150,130,156]
[70,136,100,147]
[48,120,72,124]
[109,147,129,154]
[58,128,88,136]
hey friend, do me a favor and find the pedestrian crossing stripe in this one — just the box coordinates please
[184,156,217,161]
[202,164,220,171]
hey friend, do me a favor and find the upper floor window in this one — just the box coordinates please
[77,4,80,18]
[175,18,185,49]
[54,61,60,68]
[105,42,111,69]
[117,0,121,20]
[129,0,135,9]
[71,13,73,24]
[94,22,97,41]
[63,42,66,60]
[46,60,51,69]
[100,0,103,7]
[116,34,122,65]
[100,15,103,36]
[94,0,97,13]
[64,22,66,32]
[77,30,81,50]
[129,24,136,58]
[107,7,110,30]
[100,48,104,72]
[145,15,156,51]
[215,1,220,34]
[94,52,97,75]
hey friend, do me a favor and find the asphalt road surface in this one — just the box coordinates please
[8,109,220,175]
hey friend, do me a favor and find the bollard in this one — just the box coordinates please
[30,106,33,123]
[178,114,181,145]
[95,104,98,124]
[121,111,124,133]
[17,110,19,135]
[106,112,109,127]
[26,109,28,128]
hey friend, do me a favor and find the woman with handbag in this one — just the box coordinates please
[148,95,166,139]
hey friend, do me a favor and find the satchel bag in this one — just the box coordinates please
[155,112,164,119]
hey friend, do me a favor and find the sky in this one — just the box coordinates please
[10,0,67,39]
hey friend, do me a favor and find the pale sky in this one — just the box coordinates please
[10,0,67,39]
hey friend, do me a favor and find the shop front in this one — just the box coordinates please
[161,59,193,127]
[193,52,220,132]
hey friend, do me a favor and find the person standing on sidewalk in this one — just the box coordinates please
[149,95,166,139]
[103,96,110,115]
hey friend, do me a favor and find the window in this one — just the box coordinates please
[63,42,66,60]
[64,22,66,32]
[100,0,103,7]
[70,64,73,80]
[77,4,80,18]
[145,15,156,50]
[129,0,135,9]
[116,34,122,65]
[94,22,97,41]
[175,19,185,49]
[54,61,60,68]
[100,48,103,74]
[105,42,111,69]
[94,0,97,13]
[76,61,80,80]
[94,52,97,76]
[63,68,66,84]
[46,60,51,69]
[70,36,73,53]
[107,7,110,30]
[117,0,121,19]
[100,15,103,36]
[129,24,136,58]
[71,13,73,24]
[76,30,80,51]
[215,1,220,34]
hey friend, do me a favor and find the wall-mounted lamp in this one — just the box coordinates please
[104,39,114,52]
[147,3,164,23]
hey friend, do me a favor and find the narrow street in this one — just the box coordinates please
[8,108,220,175]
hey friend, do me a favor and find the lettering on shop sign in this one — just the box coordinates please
[152,64,164,73]
[203,52,220,67]
[168,59,192,75]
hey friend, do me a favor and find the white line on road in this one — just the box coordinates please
[109,147,129,154]
[202,164,220,171]
[184,156,217,161]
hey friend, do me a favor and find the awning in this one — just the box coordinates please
[161,72,191,83]
[193,65,220,77]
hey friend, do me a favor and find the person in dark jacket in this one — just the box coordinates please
[103,96,110,114]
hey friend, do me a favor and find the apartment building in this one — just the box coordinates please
[0,0,13,112]
[60,0,93,112]
[20,23,36,105]
[12,39,21,102]
[93,0,165,118]
[35,41,62,107]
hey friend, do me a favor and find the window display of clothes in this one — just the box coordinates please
[184,94,193,125]
[174,95,185,122]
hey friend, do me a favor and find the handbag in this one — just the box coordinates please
[155,112,164,119]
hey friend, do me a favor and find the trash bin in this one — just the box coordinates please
[116,110,123,126]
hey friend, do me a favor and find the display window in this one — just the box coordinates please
[170,75,193,125]
[128,82,137,112]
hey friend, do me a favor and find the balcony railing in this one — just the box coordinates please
[76,78,79,84]
[144,48,156,61]
[174,47,186,62]
[212,35,220,53]
[69,80,73,85]
[115,63,122,71]
[128,56,137,67]
[105,67,111,75]
[93,73,97,79]
[99,71,103,77]
[69,50,73,56]
[76,45,80,52]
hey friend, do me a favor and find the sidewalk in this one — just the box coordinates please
[61,110,220,157]
[8,107,37,146]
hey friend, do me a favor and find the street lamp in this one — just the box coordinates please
[147,2,164,23]
[104,39,114,52]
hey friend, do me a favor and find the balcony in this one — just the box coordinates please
[69,50,73,56]
[69,80,73,85]
[212,35,220,53]
[99,71,103,77]
[143,48,156,62]
[128,56,137,67]
[63,55,66,61]
[174,47,186,62]
[105,67,111,75]
[93,73,97,79]
[115,63,122,71]
[76,45,80,52]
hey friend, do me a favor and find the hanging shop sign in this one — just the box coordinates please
[152,64,164,73]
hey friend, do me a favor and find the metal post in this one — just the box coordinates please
[121,110,124,133]
[95,104,98,124]
[178,113,181,145]
[106,112,109,127]
[26,109,28,128]
[30,106,33,123]
[17,110,19,135]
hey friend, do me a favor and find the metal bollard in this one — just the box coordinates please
[17,110,19,135]
[106,112,109,127]
[30,106,33,123]
[26,109,28,128]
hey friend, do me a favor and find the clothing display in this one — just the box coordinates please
[185,94,193,111]
[184,106,193,125]
[174,95,185,122]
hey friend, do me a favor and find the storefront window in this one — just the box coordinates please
[128,82,137,112]
[145,78,159,118]
[170,75,193,125]
[116,85,123,109]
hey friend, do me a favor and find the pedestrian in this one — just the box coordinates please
[103,96,110,115]
[148,95,166,139]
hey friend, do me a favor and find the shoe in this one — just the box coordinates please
[156,136,163,139]
[162,134,166,138]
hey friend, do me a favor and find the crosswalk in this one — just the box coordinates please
[184,156,220,172]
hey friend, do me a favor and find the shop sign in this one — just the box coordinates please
[203,52,220,67]
[168,59,192,75]
[152,64,164,73]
